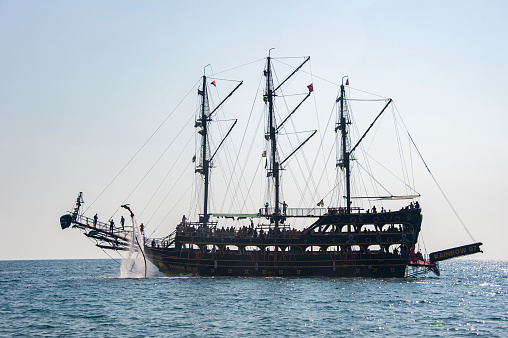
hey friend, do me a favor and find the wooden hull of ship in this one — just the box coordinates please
[145,247,409,278]
[145,208,422,278]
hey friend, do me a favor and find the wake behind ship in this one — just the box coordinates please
[60,53,482,277]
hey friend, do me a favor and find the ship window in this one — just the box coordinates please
[389,244,409,256]
[205,244,220,253]
[305,246,322,253]
[367,244,382,252]
[225,245,240,253]
[360,224,377,233]
[350,245,362,252]
[326,246,339,252]
[285,246,303,254]
[335,224,346,233]
[388,244,400,253]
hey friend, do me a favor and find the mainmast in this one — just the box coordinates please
[265,56,280,226]
[337,80,351,213]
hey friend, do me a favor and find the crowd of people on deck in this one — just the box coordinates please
[365,201,420,214]
[360,224,411,234]
[176,221,303,239]
[176,215,413,239]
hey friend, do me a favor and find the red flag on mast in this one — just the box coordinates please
[211,80,216,87]
[345,78,349,86]
[307,83,313,93]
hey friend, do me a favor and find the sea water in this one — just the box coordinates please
[0,259,506,337]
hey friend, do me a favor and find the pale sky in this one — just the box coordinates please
[1,0,507,261]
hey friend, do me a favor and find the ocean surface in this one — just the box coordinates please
[0,259,506,337]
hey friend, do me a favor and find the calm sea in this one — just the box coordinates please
[0,259,506,337]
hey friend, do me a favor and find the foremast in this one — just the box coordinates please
[197,75,211,224]
[196,71,243,225]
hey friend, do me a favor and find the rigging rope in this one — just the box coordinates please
[150,178,195,236]
[139,131,195,218]
[362,152,420,195]
[213,58,265,76]
[300,100,335,208]
[207,65,247,214]
[122,108,197,206]
[388,102,476,242]
[355,162,393,196]
[219,72,264,213]
[408,133,476,243]
[146,160,194,235]
[271,60,321,209]
[309,60,332,198]
[84,77,201,214]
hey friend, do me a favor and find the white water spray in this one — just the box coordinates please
[120,205,147,278]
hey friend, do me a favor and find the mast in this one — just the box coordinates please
[264,54,311,225]
[196,71,242,225]
[266,55,280,226]
[199,75,210,224]
[338,81,351,213]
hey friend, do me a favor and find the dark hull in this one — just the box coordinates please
[144,208,423,278]
[145,247,408,278]
[62,203,426,278]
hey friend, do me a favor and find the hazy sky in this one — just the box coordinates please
[1,0,507,261]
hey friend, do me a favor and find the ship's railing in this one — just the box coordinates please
[172,223,415,243]
[72,213,132,241]
[147,229,177,249]
[259,204,421,218]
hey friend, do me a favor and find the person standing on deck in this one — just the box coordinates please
[93,213,98,227]
[120,216,125,230]
[109,219,114,233]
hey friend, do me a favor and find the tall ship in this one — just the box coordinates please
[60,53,482,277]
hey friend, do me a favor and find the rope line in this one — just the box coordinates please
[213,58,265,75]
[139,131,195,218]
[408,133,476,243]
[84,77,201,214]
[122,109,196,206]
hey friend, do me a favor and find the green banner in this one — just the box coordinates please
[212,213,260,219]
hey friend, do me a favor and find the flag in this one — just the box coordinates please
[307,83,314,93]
[345,78,349,86]
[211,80,216,87]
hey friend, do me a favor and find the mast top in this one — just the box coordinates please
[204,64,211,76]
